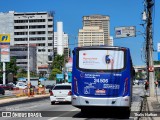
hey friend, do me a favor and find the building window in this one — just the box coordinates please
[48,37,52,40]
[48,19,52,21]
[48,31,53,34]
[48,25,53,28]
[48,43,52,46]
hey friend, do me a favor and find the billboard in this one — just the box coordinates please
[0,43,10,62]
[56,74,64,79]
[0,34,10,43]
[79,50,124,70]
[115,26,136,38]
[0,34,10,62]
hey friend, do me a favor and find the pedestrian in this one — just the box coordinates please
[145,81,149,90]
[30,83,34,96]
[155,81,158,88]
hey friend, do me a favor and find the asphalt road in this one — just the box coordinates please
[0,85,146,120]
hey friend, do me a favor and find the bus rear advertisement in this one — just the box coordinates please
[71,46,135,113]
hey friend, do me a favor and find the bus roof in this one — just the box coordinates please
[74,46,129,50]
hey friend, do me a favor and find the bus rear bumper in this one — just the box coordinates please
[72,95,130,107]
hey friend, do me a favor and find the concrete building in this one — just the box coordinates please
[10,45,37,73]
[78,26,104,47]
[78,15,111,47]
[0,11,14,42]
[109,36,114,46]
[0,11,54,74]
[53,21,70,58]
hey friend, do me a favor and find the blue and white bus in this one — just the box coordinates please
[71,46,135,113]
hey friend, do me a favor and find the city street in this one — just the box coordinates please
[0,85,147,120]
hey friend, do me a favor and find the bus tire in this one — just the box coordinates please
[124,108,131,118]
[81,108,90,115]
[81,108,85,114]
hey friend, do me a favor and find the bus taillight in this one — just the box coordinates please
[74,77,78,93]
[123,78,128,96]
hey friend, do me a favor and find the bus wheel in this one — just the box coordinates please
[81,108,89,115]
[124,108,130,118]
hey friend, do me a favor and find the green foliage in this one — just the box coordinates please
[49,68,61,80]
[154,61,160,65]
[16,69,27,78]
[154,61,160,81]
[135,72,146,79]
[51,55,65,71]
[6,57,19,75]
[155,70,160,81]
[49,54,67,80]
[16,69,38,78]
[0,57,19,83]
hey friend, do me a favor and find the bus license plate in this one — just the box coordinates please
[95,89,106,94]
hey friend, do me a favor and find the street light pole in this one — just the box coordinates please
[27,17,31,97]
[145,0,155,97]
[22,15,34,97]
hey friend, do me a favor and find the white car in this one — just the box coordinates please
[16,82,27,89]
[50,83,72,105]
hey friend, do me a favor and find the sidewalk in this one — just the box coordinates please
[0,94,50,106]
[143,88,160,120]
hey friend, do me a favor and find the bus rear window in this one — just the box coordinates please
[78,50,124,70]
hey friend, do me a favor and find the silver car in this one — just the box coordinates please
[50,83,72,105]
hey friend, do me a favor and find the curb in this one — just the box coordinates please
[0,94,50,107]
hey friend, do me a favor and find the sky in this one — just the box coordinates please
[0,0,160,66]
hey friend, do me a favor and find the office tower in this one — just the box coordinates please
[54,21,70,58]
[0,11,54,74]
[78,15,110,47]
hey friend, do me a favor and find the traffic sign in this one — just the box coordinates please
[0,34,10,43]
[115,26,136,38]
[56,74,64,79]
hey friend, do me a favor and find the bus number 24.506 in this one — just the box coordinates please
[94,79,108,83]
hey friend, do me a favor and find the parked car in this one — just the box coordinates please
[0,87,5,95]
[0,84,14,90]
[50,83,72,105]
[6,84,17,90]
[16,82,27,89]
[0,84,8,90]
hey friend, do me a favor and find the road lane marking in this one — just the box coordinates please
[47,108,79,120]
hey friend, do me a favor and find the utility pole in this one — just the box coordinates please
[146,0,155,97]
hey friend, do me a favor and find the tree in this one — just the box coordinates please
[51,55,65,71]
[17,68,38,78]
[154,61,160,65]
[49,68,61,80]
[0,57,19,83]
[154,61,160,81]
[49,54,69,80]
[16,69,27,78]
[135,71,146,79]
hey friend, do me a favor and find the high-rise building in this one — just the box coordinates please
[0,11,54,74]
[78,15,110,47]
[10,46,37,73]
[78,26,104,47]
[53,21,70,58]
[109,36,114,46]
